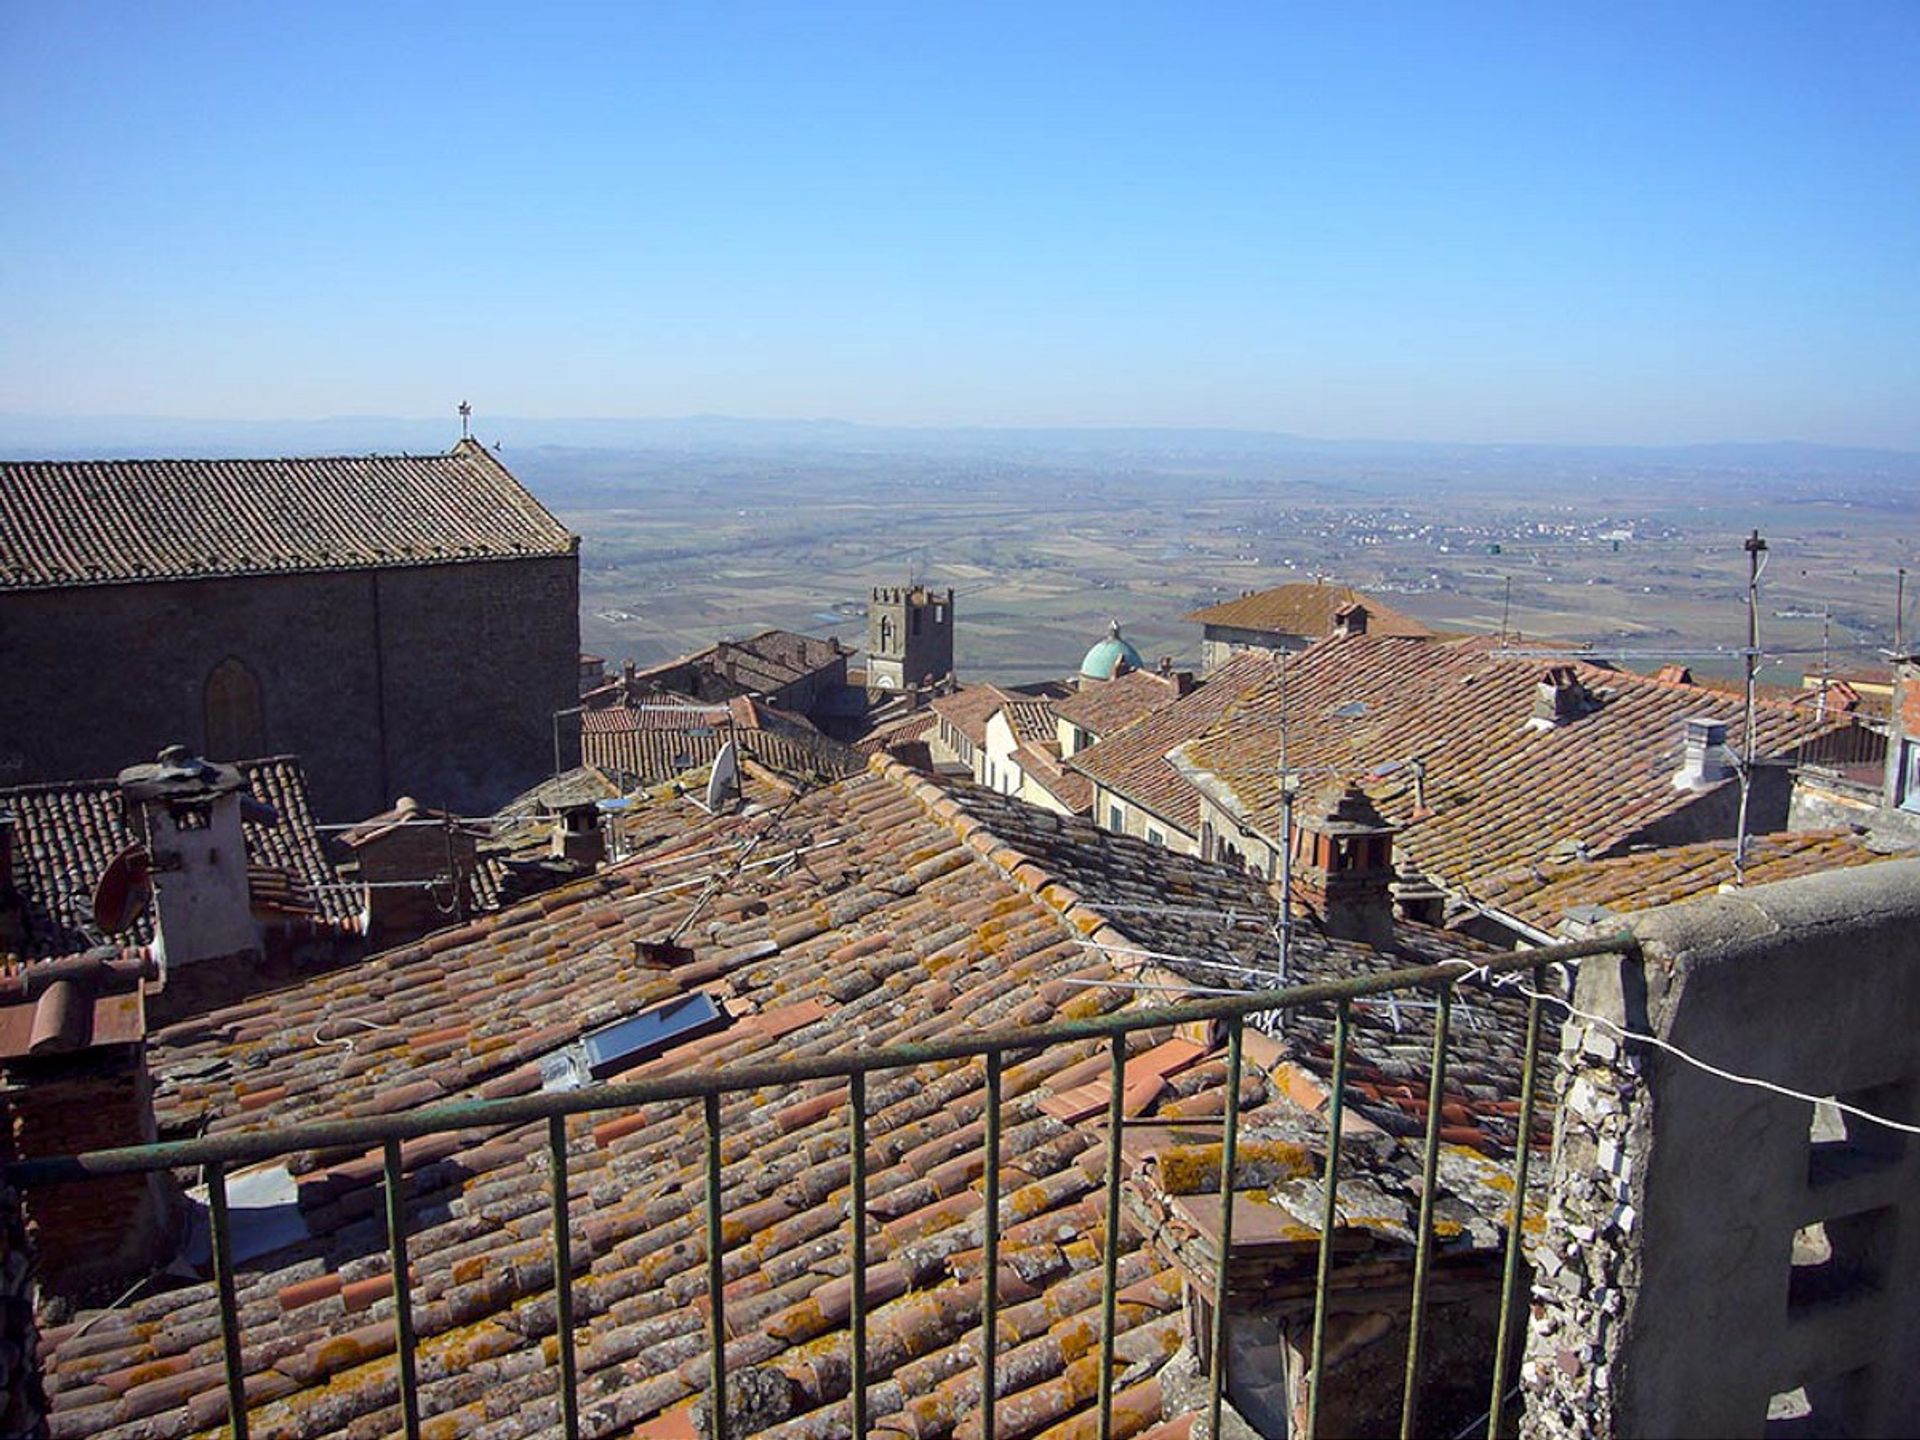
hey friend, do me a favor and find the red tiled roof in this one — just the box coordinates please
[580,703,862,787]
[1052,671,1191,740]
[1474,829,1904,934]
[930,683,1021,749]
[1184,583,1433,640]
[0,440,575,591]
[38,758,1529,1440]
[1067,653,1275,833]
[1,757,357,960]
[852,711,937,757]
[1180,634,1856,894]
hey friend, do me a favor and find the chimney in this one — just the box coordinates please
[1531,665,1595,728]
[1332,602,1369,638]
[117,746,259,982]
[1287,783,1398,950]
[1673,716,1735,790]
[0,952,176,1301]
[551,802,607,868]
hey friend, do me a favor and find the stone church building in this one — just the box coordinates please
[0,439,579,820]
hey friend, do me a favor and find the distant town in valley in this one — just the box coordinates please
[6,429,1920,1439]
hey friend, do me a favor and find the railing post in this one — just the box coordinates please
[1097,1035,1125,1440]
[981,1050,1003,1440]
[704,1092,729,1440]
[204,1161,250,1440]
[548,1115,581,1440]
[1206,1017,1245,1440]
[1306,999,1351,1439]
[850,1071,869,1440]
[1486,988,1545,1440]
[382,1139,422,1440]
[1400,982,1454,1440]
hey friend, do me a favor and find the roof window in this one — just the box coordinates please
[539,991,730,1091]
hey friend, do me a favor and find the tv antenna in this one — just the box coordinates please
[1732,529,1768,885]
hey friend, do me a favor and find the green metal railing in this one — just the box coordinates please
[7,933,1636,1440]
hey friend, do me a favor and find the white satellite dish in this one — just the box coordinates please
[705,740,740,812]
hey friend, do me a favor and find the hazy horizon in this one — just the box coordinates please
[4,4,1918,450]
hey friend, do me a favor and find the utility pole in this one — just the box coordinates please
[1733,530,1768,884]
[1276,651,1294,986]
[1817,606,1831,725]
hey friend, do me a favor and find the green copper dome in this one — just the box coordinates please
[1080,620,1146,681]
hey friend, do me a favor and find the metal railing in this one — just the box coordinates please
[6,933,1637,1440]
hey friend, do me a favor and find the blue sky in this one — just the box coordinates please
[2,3,1917,446]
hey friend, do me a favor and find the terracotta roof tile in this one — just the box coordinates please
[37,758,1530,1440]
[1179,634,1859,893]
[1184,583,1433,640]
[1473,828,1905,932]
[1067,653,1275,833]
[0,440,573,592]
[1,756,357,960]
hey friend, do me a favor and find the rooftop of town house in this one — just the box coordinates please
[0,755,357,963]
[0,440,574,592]
[850,709,938,760]
[1177,633,1859,895]
[1051,668,1195,740]
[28,756,1544,1440]
[587,631,852,712]
[1470,828,1908,936]
[1065,651,1277,835]
[579,700,863,790]
[1184,582,1434,641]
[928,682,1027,750]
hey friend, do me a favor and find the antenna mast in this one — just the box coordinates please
[1733,529,1768,885]
[1898,567,1908,654]
[1276,651,1295,985]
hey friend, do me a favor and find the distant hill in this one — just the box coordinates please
[3,413,1917,490]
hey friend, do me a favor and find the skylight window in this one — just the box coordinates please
[539,991,729,1091]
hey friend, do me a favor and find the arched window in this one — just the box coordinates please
[204,657,264,759]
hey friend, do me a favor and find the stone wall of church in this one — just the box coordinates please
[0,555,577,821]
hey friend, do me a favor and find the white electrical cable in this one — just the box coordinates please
[1439,959,1920,1138]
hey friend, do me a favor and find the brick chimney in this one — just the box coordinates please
[118,747,259,980]
[1673,716,1735,790]
[0,952,176,1301]
[1289,783,1398,949]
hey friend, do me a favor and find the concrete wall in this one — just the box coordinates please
[0,555,578,821]
[1525,860,1920,1438]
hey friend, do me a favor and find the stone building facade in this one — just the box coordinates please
[0,441,579,820]
[866,585,954,691]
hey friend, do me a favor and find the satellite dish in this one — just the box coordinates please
[92,845,153,935]
[705,740,740,812]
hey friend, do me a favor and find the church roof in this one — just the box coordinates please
[0,439,576,592]
[1080,621,1147,681]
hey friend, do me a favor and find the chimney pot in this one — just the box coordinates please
[1673,716,1735,789]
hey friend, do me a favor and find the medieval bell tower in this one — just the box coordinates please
[866,584,955,692]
